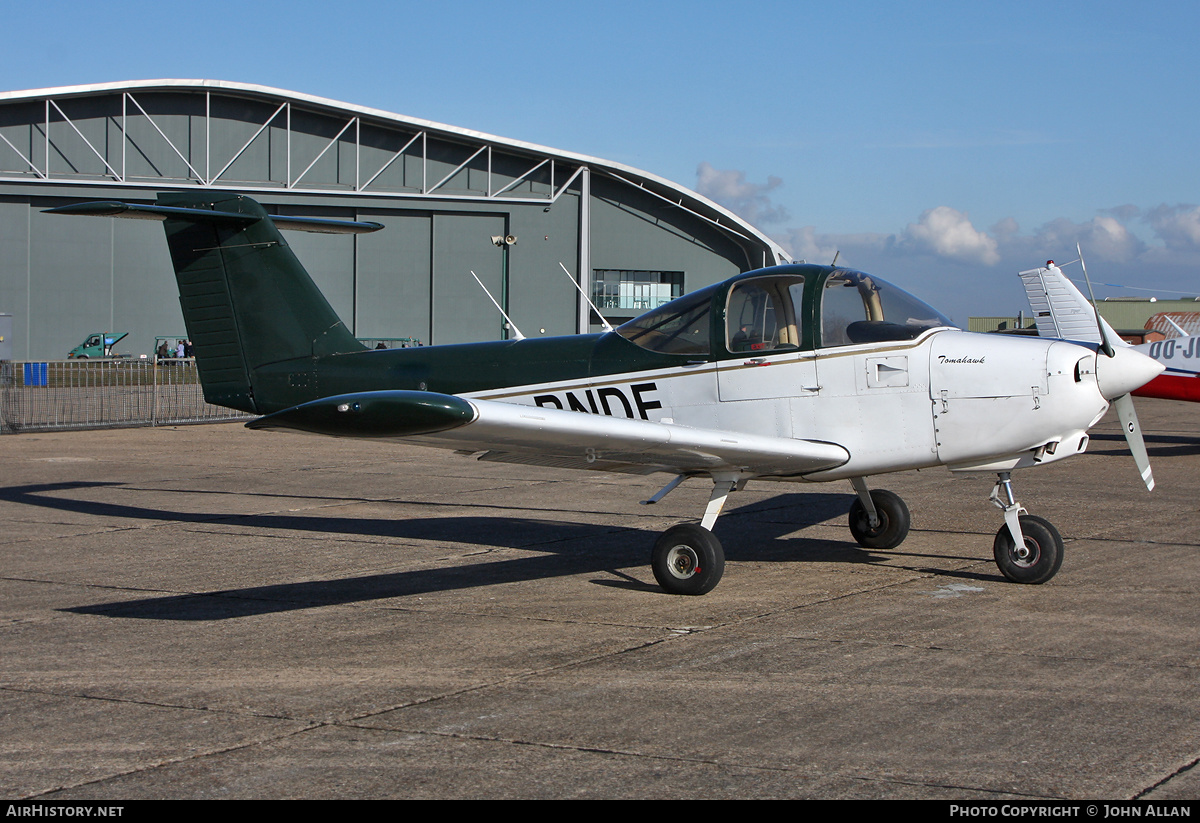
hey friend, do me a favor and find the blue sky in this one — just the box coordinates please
[4,0,1198,322]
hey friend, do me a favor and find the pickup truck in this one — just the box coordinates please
[67,332,130,359]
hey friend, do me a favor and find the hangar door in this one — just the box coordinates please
[432,213,510,345]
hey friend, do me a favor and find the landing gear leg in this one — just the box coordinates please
[650,474,740,595]
[989,472,1063,584]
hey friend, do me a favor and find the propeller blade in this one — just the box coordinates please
[1078,243,1115,357]
[1113,393,1154,491]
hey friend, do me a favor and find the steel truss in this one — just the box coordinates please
[0,81,789,269]
[0,90,586,205]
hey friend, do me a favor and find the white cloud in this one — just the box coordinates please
[990,214,1144,266]
[775,226,889,266]
[1073,215,1142,262]
[1144,204,1200,252]
[776,226,837,264]
[776,208,1147,273]
[900,206,1000,265]
[991,216,1021,243]
[757,206,1200,324]
[1103,204,1141,222]
[702,163,1200,320]
[694,162,790,225]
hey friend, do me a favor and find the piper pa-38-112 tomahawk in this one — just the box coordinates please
[48,193,1164,594]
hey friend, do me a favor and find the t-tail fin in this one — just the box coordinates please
[47,193,382,414]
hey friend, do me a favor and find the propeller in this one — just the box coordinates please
[1078,244,1115,357]
[1078,243,1158,490]
[1113,394,1155,490]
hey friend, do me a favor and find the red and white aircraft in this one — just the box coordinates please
[1132,313,1200,402]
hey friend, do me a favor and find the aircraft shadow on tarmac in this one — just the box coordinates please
[1,481,987,619]
[1088,432,1200,458]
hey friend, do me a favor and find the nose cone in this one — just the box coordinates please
[1096,346,1165,400]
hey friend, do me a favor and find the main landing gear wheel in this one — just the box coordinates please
[652,524,725,596]
[993,514,1063,584]
[848,489,911,550]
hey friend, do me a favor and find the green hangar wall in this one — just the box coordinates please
[0,81,788,360]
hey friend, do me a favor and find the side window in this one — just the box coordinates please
[616,283,716,356]
[725,276,804,353]
[820,275,871,347]
[727,283,777,352]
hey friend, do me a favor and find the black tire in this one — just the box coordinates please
[993,514,1063,584]
[652,524,725,595]
[848,489,911,550]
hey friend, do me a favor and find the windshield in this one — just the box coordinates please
[820,270,954,346]
[615,283,718,355]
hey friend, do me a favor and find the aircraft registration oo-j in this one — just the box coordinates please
[48,193,1165,595]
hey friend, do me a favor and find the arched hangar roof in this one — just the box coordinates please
[0,79,789,266]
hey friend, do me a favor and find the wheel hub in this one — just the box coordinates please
[666,545,699,579]
[1012,539,1040,567]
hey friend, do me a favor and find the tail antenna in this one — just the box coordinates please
[469,270,525,341]
[559,262,613,332]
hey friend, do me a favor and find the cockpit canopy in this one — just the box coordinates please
[615,265,954,357]
[818,269,954,346]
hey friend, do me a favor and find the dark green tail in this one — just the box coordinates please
[158,192,367,412]
[48,193,382,414]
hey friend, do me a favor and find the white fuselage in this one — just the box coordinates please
[469,328,1111,483]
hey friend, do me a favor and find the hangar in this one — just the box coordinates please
[0,80,788,360]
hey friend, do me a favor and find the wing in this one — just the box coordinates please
[248,390,849,478]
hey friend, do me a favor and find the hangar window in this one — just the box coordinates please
[593,270,685,312]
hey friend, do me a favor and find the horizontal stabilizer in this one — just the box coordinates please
[45,201,384,234]
[248,391,476,437]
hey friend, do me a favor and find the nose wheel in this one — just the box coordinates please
[993,514,1063,584]
[990,473,1064,584]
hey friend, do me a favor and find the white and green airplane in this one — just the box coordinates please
[48,193,1163,595]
